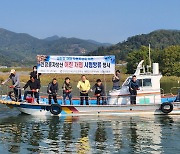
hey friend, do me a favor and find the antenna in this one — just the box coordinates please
[149,44,151,68]
[147,44,151,72]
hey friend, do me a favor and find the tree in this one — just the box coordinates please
[127,45,180,76]
[161,46,180,76]
[126,46,150,74]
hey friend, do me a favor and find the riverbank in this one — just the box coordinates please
[0,70,179,85]
[0,72,127,86]
[161,76,180,83]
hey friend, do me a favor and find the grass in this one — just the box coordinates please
[0,72,127,96]
[0,65,128,85]
[161,76,180,82]
[0,69,179,96]
[0,73,128,86]
[0,67,31,73]
[0,69,179,86]
[0,65,179,87]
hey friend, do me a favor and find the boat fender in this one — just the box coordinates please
[50,104,62,115]
[160,102,173,114]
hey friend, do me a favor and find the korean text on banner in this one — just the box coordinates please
[37,55,115,74]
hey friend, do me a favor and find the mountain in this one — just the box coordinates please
[44,37,112,46]
[1,28,179,66]
[88,29,180,62]
[0,28,110,66]
[44,35,60,41]
[86,39,112,47]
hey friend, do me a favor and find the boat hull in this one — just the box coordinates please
[13,102,180,116]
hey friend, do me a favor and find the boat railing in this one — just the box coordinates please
[170,87,180,95]
[0,84,179,105]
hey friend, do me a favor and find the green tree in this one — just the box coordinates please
[161,46,180,76]
[127,45,180,76]
[126,46,150,74]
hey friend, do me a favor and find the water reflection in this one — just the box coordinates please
[0,113,180,153]
[95,122,107,151]
[129,117,138,153]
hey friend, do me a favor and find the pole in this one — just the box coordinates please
[149,44,151,68]
[103,72,107,98]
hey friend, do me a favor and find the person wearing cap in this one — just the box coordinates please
[62,77,72,105]
[77,75,90,105]
[30,66,41,82]
[112,70,121,90]
[2,69,21,102]
[91,79,106,105]
[22,76,41,104]
[47,78,59,104]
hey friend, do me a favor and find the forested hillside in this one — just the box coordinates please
[88,30,180,62]
[88,30,180,76]
[0,28,110,66]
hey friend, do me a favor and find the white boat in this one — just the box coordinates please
[0,60,179,116]
[109,60,162,105]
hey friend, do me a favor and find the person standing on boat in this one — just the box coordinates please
[77,75,90,105]
[2,69,21,102]
[22,76,41,104]
[30,66,41,82]
[47,78,59,104]
[91,79,106,105]
[112,70,121,90]
[62,77,73,105]
[129,75,139,105]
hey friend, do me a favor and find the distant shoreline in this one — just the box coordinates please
[0,70,179,86]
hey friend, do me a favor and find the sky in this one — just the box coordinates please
[0,0,180,44]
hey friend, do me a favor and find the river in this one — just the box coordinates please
[0,81,180,153]
[0,106,180,153]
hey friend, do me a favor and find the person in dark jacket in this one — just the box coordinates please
[2,69,21,102]
[30,66,41,82]
[47,78,58,104]
[129,75,139,104]
[62,77,72,105]
[22,76,41,103]
[91,79,106,105]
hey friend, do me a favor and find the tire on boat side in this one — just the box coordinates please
[160,102,173,114]
[50,104,62,115]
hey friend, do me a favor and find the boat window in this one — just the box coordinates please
[143,79,152,87]
[137,79,142,87]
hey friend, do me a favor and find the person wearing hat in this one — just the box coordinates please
[2,69,21,102]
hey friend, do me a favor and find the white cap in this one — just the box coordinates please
[10,69,16,74]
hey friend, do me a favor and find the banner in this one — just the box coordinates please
[37,55,115,74]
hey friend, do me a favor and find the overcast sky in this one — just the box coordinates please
[0,0,180,43]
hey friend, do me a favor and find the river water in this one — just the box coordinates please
[0,104,180,154]
[0,81,180,153]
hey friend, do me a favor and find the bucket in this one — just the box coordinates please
[26,97,34,103]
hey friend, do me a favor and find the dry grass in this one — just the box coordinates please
[0,73,128,86]
[161,76,180,82]
[0,65,179,86]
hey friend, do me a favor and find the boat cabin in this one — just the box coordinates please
[108,60,162,105]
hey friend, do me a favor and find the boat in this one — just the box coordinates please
[0,60,179,116]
